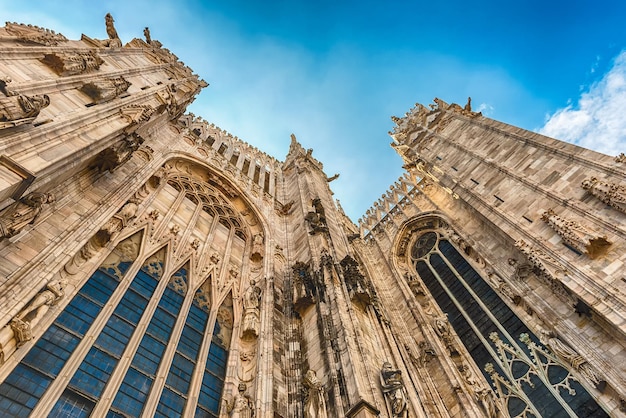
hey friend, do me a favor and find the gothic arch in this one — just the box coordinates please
[392,214,608,417]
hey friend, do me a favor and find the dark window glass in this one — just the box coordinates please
[0,266,124,417]
[110,279,185,417]
[411,233,608,417]
[196,325,228,415]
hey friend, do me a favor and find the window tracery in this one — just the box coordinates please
[401,218,608,417]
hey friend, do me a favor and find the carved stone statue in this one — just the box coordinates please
[105,13,121,46]
[303,369,328,418]
[238,350,257,382]
[0,79,50,129]
[250,233,263,262]
[10,279,68,346]
[241,280,262,338]
[433,316,459,356]
[81,76,131,104]
[541,330,604,389]
[541,208,611,259]
[305,198,328,234]
[0,192,55,239]
[144,27,152,44]
[227,383,254,418]
[380,362,408,418]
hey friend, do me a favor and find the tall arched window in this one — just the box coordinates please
[407,226,607,418]
[0,242,233,417]
[0,231,143,417]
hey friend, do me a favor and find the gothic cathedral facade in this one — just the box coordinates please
[0,15,624,418]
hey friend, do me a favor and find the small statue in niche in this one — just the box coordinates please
[303,369,328,418]
[250,233,263,262]
[0,192,55,239]
[226,383,254,418]
[433,316,459,356]
[10,279,68,346]
[380,361,408,418]
[241,280,262,338]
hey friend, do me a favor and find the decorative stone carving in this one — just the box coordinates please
[250,233,263,262]
[416,341,436,366]
[541,208,611,258]
[0,79,50,129]
[514,239,567,280]
[540,330,605,389]
[276,200,294,216]
[582,177,626,214]
[238,349,257,383]
[5,22,67,46]
[143,27,152,44]
[475,388,499,418]
[41,51,104,76]
[65,198,139,274]
[340,255,371,304]
[303,369,328,418]
[226,383,254,418]
[325,173,339,182]
[305,198,328,234]
[380,362,408,418]
[8,279,68,348]
[433,316,459,356]
[0,191,55,239]
[93,134,143,172]
[120,104,154,126]
[615,153,626,163]
[80,76,131,104]
[241,280,261,339]
[104,13,122,47]
[514,240,575,305]
[292,261,316,311]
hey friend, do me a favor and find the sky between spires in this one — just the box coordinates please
[3,0,626,221]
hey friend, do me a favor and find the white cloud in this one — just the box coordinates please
[539,51,626,156]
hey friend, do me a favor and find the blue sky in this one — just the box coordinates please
[3,1,626,221]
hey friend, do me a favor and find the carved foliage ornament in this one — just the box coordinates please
[41,51,104,77]
[5,22,67,46]
[541,208,611,258]
[582,177,626,214]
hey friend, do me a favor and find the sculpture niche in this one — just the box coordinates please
[241,280,261,339]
